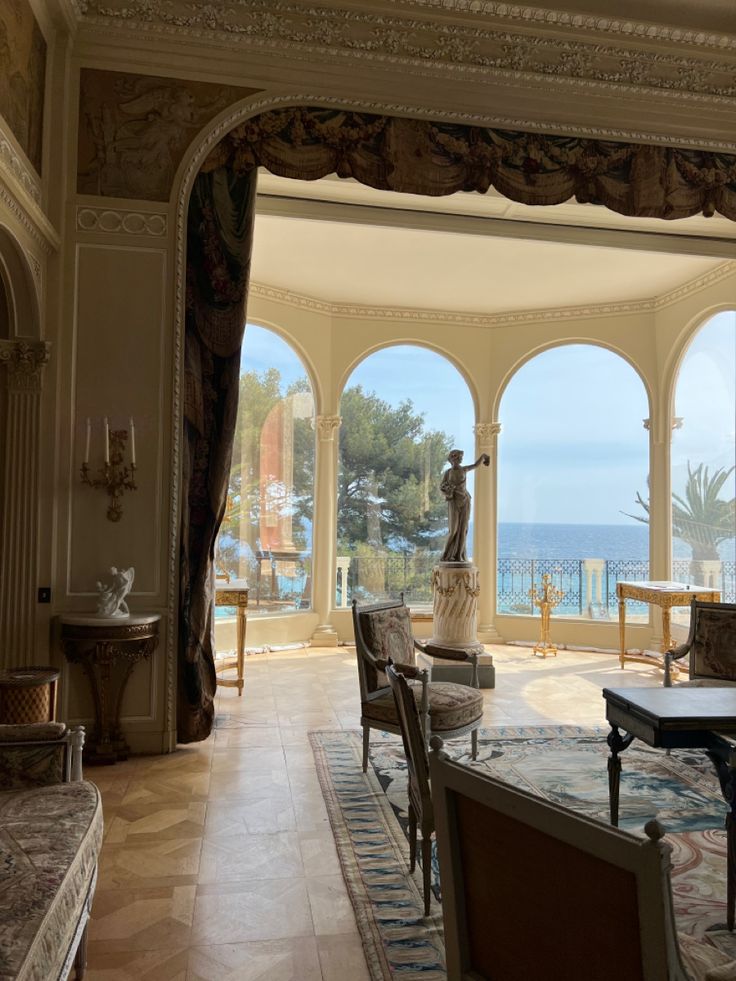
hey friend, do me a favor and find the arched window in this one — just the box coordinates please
[497,344,649,619]
[339,345,474,608]
[671,312,736,605]
[217,324,315,616]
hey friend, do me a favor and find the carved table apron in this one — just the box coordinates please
[603,686,736,930]
[60,614,160,764]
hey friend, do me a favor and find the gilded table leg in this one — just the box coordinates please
[618,596,626,669]
[661,606,672,655]
[235,608,246,696]
[607,725,635,827]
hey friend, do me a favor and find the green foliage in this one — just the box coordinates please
[338,385,453,551]
[627,462,736,560]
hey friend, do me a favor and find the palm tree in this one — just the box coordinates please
[628,463,735,570]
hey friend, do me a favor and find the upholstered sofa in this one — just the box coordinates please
[0,723,103,981]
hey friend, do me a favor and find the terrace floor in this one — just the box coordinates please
[84,642,663,980]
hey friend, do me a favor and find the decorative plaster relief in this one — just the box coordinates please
[77,206,168,236]
[0,339,50,392]
[0,0,45,174]
[78,0,736,104]
[316,415,341,441]
[77,69,262,201]
[0,127,41,203]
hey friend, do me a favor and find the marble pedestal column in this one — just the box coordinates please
[421,563,495,687]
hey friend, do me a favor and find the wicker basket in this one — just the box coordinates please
[0,667,59,724]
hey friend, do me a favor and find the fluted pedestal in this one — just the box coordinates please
[421,563,495,688]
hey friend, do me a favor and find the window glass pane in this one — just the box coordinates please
[672,311,736,611]
[339,346,474,609]
[217,324,315,617]
[497,344,649,620]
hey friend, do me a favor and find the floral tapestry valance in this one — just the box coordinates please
[202,107,736,222]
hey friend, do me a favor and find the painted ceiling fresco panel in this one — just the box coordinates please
[77,70,262,201]
[0,0,46,174]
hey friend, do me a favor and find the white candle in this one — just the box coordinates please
[104,417,109,464]
[129,417,136,465]
[84,417,91,464]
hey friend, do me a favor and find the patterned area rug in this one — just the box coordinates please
[310,726,736,981]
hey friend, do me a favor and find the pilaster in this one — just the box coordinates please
[311,415,341,646]
[474,421,503,643]
[0,340,50,666]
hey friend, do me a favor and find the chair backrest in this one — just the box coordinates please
[428,740,689,981]
[386,663,432,827]
[352,598,416,697]
[686,600,736,682]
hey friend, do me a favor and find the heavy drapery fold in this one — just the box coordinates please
[202,107,736,221]
[179,166,257,743]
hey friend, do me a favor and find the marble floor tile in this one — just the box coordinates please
[306,875,359,935]
[197,830,304,883]
[317,934,373,981]
[191,878,314,944]
[187,936,323,981]
[298,830,341,877]
[204,796,298,836]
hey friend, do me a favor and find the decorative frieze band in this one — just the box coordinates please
[0,340,51,393]
[316,415,341,442]
[0,130,41,203]
[77,207,168,237]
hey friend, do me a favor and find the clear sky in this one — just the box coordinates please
[242,314,735,527]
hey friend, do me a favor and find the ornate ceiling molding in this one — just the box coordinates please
[77,1,736,106]
[249,260,736,328]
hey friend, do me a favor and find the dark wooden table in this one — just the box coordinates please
[603,686,736,929]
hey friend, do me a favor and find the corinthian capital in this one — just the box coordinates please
[317,415,341,442]
[0,340,51,392]
[474,422,501,448]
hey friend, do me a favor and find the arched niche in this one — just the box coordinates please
[0,225,40,341]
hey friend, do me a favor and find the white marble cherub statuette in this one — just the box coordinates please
[95,566,135,618]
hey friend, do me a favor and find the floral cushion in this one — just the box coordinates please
[358,606,416,693]
[364,681,483,731]
[0,781,103,981]
[0,725,69,791]
[678,931,736,980]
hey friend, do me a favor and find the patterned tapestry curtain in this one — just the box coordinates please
[203,107,736,221]
[179,166,257,743]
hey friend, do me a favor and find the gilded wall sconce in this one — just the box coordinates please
[80,417,137,522]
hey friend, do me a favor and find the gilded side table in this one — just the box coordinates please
[59,613,160,764]
[616,581,720,672]
[215,581,248,695]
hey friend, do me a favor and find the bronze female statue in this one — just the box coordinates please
[440,449,490,563]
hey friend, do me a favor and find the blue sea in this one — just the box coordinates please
[497,522,735,562]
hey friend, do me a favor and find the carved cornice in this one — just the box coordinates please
[77,0,736,108]
[316,415,341,441]
[249,261,736,329]
[0,340,51,392]
[76,206,168,236]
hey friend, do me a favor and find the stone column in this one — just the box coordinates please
[311,415,341,646]
[644,415,674,649]
[0,340,50,667]
[474,422,502,642]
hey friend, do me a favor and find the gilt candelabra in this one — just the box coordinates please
[529,573,565,659]
[80,417,137,522]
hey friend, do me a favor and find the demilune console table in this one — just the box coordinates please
[60,613,160,764]
[603,686,736,930]
[616,580,720,672]
[215,581,248,696]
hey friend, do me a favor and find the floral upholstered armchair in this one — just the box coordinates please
[352,597,484,772]
[664,600,736,688]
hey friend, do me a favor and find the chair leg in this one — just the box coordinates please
[471,727,478,761]
[408,802,417,872]
[421,835,432,917]
[74,922,89,979]
[362,726,370,773]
